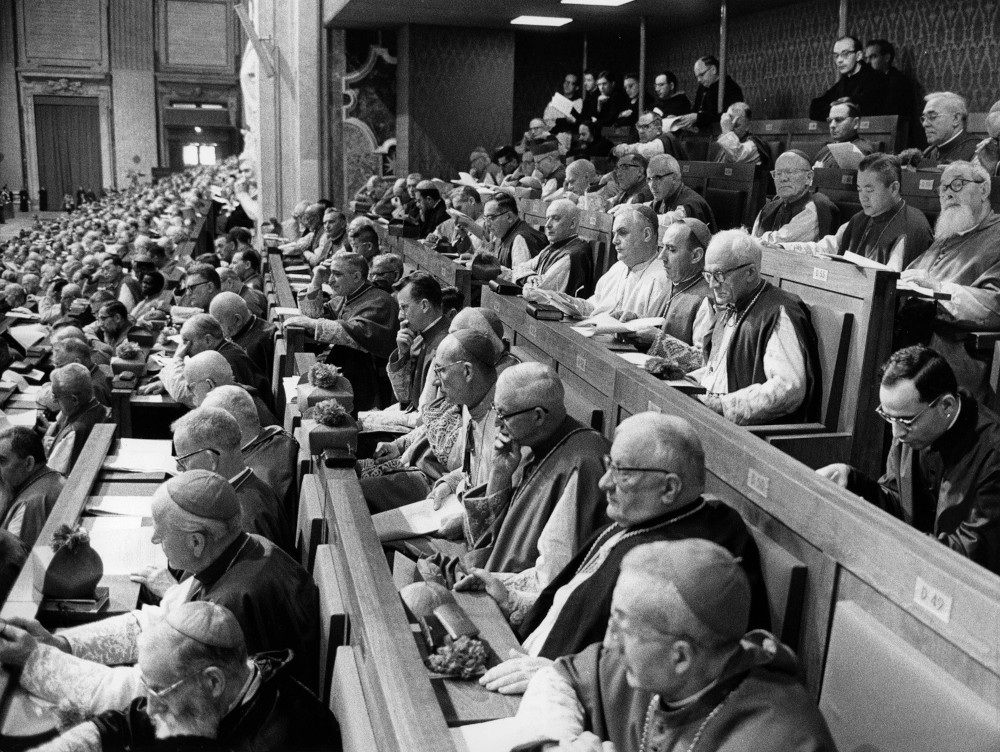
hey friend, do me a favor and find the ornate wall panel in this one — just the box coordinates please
[405,25,515,179]
[18,0,109,71]
[647,0,1000,120]
[157,0,236,73]
[110,0,155,70]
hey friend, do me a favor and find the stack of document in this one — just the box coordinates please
[571,313,666,337]
[103,439,175,474]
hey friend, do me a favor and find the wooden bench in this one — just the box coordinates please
[678,161,758,228]
[398,238,473,307]
[757,115,900,161]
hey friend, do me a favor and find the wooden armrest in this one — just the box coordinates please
[747,422,828,436]
[765,431,853,469]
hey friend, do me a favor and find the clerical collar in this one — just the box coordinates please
[781,190,811,210]
[671,271,703,292]
[499,219,526,245]
[194,532,251,587]
[936,129,967,149]
[420,316,444,335]
[626,255,658,275]
[718,279,767,323]
[547,234,579,250]
[468,383,496,422]
[344,281,372,304]
[526,414,576,468]
[229,467,253,489]
[869,199,905,223]
[930,394,968,455]
[234,315,257,339]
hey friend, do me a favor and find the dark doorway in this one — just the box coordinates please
[34,96,103,203]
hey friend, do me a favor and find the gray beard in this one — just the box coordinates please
[934,205,978,240]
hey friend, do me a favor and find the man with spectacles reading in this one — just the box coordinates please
[752,150,839,243]
[808,34,888,122]
[688,229,821,425]
[818,346,1000,574]
[899,160,1000,399]
[456,413,767,695]
[645,154,716,230]
[481,194,546,274]
[608,153,654,209]
[778,153,931,270]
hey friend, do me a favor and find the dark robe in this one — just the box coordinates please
[849,393,1000,574]
[45,399,109,475]
[90,364,113,407]
[654,132,688,160]
[808,63,889,121]
[556,634,837,752]
[462,416,610,573]
[386,316,450,410]
[217,340,272,412]
[922,130,981,165]
[92,651,341,752]
[754,191,838,242]
[243,271,265,291]
[653,92,692,117]
[592,88,631,130]
[840,200,932,267]
[519,498,769,659]
[418,199,449,239]
[692,75,744,130]
[231,468,292,553]
[610,180,653,209]
[652,183,717,232]
[240,284,268,320]
[242,426,299,523]
[649,274,713,349]
[534,236,596,298]
[321,283,399,412]
[0,465,64,548]
[232,315,276,383]
[187,532,320,690]
[703,281,823,424]
[494,218,547,270]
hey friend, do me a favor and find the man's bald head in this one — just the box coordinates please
[648,154,680,176]
[50,325,88,346]
[208,292,252,338]
[544,199,579,244]
[494,363,566,446]
[565,160,598,196]
[50,363,94,407]
[448,308,505,364]
[184,351,235,406]
[200,385,260,445]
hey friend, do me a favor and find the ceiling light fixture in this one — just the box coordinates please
[510,15,573,26]
[561,0,634,6]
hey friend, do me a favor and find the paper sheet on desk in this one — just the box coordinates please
[373,496,463,541]
[103,439,175,474]
[8,323,47,350]
[273,307,301,316]
[572,313,665,337]
[826,142,866,170]
[86,495,155,517]
[282,376,300,403]
[617,351,653,367]
[0,410,38,428]
[87,526,166,575]
[451,718,547,752]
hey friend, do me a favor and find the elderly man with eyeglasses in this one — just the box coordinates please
[899,160,1000,398]
[687,229,822,425]
[413,361,608,592]
[919,91,979,165]
[611,111,688,162]
[455,413,768,696]
[510,539,830,752]
[0,470,319,715]
[18,601,339,752]
[819,346,1000,575]
[752,150,839,243]
[645,154,716,230]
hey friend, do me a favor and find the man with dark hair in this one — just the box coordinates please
[591,70,631,130]
[609,153,654,208]
[231,248,263,290]
[809,35,889,121]
[652,70,691,117]
[348,223,380,262]
[513,539,834,751]
[619,73,643,127]
[779,153,932,269]
[0,426,64,548]
[92,300,142,353]
[227,226,253,262]
[812,98,877,169]
[387,271,449,411]
[819,346,1000,574]
[306,207,347,268]
[414,181,449,239]
[286,252,399,411]
[368,253,404,292]
[482,194,546,272]
[494,145,519,177]
[865,38,921,144]
[674,55,744,132]
[98,253,141,312]
[182,263,221,312]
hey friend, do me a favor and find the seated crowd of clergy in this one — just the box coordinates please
[0,31,997,752]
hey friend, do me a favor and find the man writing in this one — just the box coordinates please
[819,346,1000,575]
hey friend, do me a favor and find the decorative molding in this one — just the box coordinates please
[156,0,239,76]
[109,0,154,71]
[17,0,109,72]
[344,45,397,86]
[18,76,115,194]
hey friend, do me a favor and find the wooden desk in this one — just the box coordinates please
[314,463,519,747]
[483,288,1000,717]
[398,238,473,307]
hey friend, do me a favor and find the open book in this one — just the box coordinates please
[372,495,463,541]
